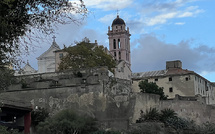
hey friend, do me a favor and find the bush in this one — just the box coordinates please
[0,125,22,134]
[31,107,49,127]
[36,109,98,134]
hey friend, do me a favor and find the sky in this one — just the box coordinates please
[26,0,215,82]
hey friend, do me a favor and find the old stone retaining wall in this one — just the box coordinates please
[1,67,215,130]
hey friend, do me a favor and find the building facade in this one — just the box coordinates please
[37,39,60,73]
[132,60,215,104]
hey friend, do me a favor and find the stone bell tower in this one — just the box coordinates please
[107,15,131,68]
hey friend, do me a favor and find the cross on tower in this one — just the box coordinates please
[117,9,119,16]
[52,35,56,42]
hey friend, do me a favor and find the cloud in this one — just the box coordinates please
[175,22,185,25]
[146,12,178,26]
[131,0,204,26]
[145,6,203,26]
[83,0,133,11]
[131,34,215,75]
[99,14,116,25]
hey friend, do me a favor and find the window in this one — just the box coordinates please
[155,78,158,81]
[59,53,63,59]
[169,77,172,81]
[113,39,116,49]
[185,77,189,81]
[169,87,173,92]
[114,52,116,57]
[119,52,121,59]
[118,39,120,49]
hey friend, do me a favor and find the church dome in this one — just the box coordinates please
[112,15,125,26]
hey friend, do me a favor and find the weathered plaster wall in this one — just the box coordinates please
[132,93,160,123]
[159,95,215,125]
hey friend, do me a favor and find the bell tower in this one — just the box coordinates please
[107,15,131,68]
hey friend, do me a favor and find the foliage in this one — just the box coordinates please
[0,0,87,67]
[92,130,121,134]
[142,108,160,122]
[31,107,49,127]
[0,125,23,134]
[160,108,177,122]
[138,80,168,100]
[0,66,14,91]
[59,39,116,72]
[36,109,98,134]
[136,108,197,133]
[129,123,164,134]
[193,122,215,134]
[165,116,190,130]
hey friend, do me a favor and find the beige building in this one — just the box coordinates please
[132,60,215,104]
[54,49,68,72]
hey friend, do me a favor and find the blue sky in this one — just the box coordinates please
[27,0,215,82]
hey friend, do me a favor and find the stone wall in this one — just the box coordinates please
[2,67,215,131]
[159,95,215,125]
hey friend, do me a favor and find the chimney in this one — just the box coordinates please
[166,60,182,70]
[95,40,97,45]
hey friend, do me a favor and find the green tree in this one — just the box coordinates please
[36,109,98,134]
[0,66,14,91]
[0,0,87,91]
[138,80,168,100]
[0,0,87,66]
[59,40,116,71]
[31,107,49,128]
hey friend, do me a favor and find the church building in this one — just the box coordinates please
[37,37,60,73]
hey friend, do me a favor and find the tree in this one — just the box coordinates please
[0,0,87,67]
[58,40,116,71]
[138,80,168,100]
[0,0,87,91]
[0,66,14,91]
[36,109,98,134]
[31,107,49,128]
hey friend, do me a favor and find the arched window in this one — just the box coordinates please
[118,39,120,49]
[119,51,121,60]
[113,39,116,49]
